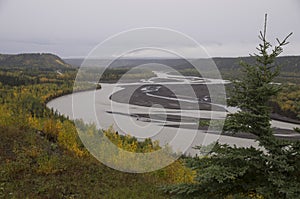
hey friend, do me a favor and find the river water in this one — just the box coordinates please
[47,71,300,155]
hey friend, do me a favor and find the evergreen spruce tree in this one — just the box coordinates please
[164,15,300,199]
[225,14,292,150]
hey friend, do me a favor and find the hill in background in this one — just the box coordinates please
[213,56,300,73]
[0,53,71,71]
[64,55,300,73]
[0,53,298,73]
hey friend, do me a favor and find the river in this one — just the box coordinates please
[47,71,300,155]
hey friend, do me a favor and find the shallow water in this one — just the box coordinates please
[47,72,299,155]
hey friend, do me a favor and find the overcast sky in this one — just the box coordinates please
[0,0,299,58]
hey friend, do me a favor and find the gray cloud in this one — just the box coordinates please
[0,0,299,57]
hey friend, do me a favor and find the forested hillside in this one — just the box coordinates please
[65,56,300,72]
[0,53,71,70]
[0,53,76,86]
[0,53,193,198]
[213,56,300,73]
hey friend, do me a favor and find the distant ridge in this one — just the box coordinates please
[0,53,298,73]
[0,53,71,70]
[213,56,300,73]
[64,55,300,72]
